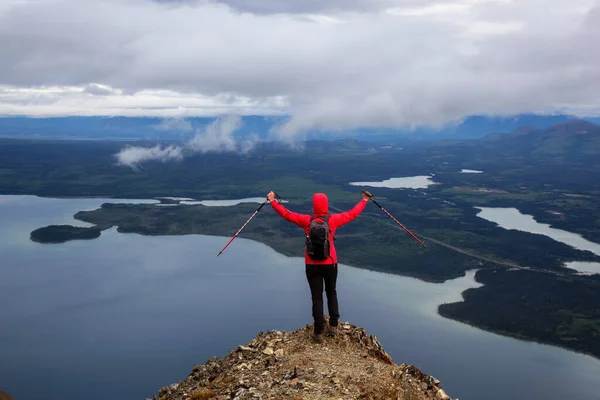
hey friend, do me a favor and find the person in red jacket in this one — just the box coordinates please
[267,190,370,343]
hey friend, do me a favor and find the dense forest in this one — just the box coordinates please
[30,225,101,244]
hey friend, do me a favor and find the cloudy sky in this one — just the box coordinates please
[1,0,600,137]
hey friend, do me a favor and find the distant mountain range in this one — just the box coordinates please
[0,116,272,141]
[0,114,599,142]
[479,119,600,159]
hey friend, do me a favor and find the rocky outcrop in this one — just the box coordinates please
[151,321,455,400]
[0,391,15,400]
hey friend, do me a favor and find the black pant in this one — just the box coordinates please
[305,263,339,335]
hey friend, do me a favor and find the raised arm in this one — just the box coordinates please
[331,193,369,227]
[268,191,310,228]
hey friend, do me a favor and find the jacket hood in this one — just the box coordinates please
[312,193,329,216]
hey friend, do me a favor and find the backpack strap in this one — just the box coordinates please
[310,214,329,222]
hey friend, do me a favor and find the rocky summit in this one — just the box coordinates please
[150,321,455,400]
[0,391,15,400]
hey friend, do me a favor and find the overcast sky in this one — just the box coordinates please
[1,0,599,137]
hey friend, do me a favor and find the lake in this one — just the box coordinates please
[2,196,600,400]
[349,176,437,189]
[180,198,288,206]
[476,207,600,274]
[181,197,267,206]
[154,197,289,207]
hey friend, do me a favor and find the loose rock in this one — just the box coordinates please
[152,322,455,400]
[262,347,274,356]
[436,388,451,400]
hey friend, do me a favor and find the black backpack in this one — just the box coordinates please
[306,215,331,261]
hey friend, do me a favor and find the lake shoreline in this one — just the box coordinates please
[438,270,600,362]
[7,192,600,242]
[439,307,600,362]
[16,193,600,362]
[29,214,600,362]
[476,206,600,274]
[25,193,600,277]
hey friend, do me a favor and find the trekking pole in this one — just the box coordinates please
[217,192,282,257]
[362,190,427,248]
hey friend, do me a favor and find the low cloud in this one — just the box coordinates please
[116,115,259,168]
[153,117,193,132]
[188,115,241,152]
[115,145,184,168]
[239,134,260,153]
[2,0,600,139]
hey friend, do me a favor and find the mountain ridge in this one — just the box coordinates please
[1,113,599,141]
[479,119,600,158]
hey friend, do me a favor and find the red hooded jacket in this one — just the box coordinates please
[270,193,367,265]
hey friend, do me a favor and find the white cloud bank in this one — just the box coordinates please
[115,115,256,168]
[1,0,600,139]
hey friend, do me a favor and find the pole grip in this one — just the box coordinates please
[273,192,283,204]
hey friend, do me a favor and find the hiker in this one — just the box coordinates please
[267,190,370,343]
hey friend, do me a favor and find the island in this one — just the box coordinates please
[30,225,102,244]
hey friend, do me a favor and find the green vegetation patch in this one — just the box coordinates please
[30,225,102,244]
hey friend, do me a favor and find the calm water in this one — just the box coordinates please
[156,198,289,207]
[2,196,600,400]
[476,207,600,274]
[180,198,288,206]
[349,176,437,189]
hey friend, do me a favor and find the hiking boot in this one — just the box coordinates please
[313,333,324,344]
[327,324,338,337]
